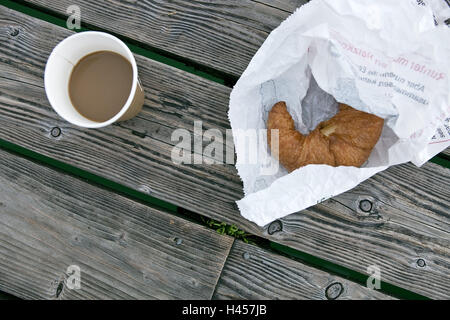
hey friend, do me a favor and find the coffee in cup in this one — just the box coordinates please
[45,31,144,128]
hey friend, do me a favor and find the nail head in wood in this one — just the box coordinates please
[50,127,61,138]
[417,258,426,268]
[325,282,344,300]
[268,220,282,235]
[359,199,373,212]
[242,252,250,260]
[9,27,19,37]
[174,237,182,245]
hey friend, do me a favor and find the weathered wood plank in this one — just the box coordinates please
[0,148,234,300]
[214,241,394,300]
[278,161,450,299]
[22,0,305,77]
[15,0,450,158]
[0,153,392,301]
[1,7,450,299]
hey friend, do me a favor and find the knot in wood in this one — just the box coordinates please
[325,282,344,300]
[50,127,61,138]
[9,27,19,37]
[359,199,373,212]
[267,220,282,235]
[417,258,426,268]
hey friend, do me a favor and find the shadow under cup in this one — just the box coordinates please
[44,31,144,128]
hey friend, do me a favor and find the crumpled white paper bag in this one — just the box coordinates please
[228,0,450,227]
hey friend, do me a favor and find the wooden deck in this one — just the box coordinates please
[0,0,449,300]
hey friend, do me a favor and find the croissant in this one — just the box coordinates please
[267,102,384,172]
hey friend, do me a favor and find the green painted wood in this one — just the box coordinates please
[0,148,394,300]
[441,148,450,158]
[1,6,450,299]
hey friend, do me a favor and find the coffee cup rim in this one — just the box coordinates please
[44,31,139,128]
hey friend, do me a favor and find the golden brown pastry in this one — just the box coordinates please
[267,102,384,171]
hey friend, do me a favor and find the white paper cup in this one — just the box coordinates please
[44,31,144,128]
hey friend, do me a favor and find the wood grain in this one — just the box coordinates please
[0,290,17,300]
[1,7,449,299]
[213,240,393,300]
[441,148,450,158]
[22,0,301,77]
[0,149,391,301]
[21,0,450,159]
[0,148,234,300]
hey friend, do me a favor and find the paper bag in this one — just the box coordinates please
[228,0,450,226]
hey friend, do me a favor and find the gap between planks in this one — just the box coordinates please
[0,147,235,300]
[0,140,427,300]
